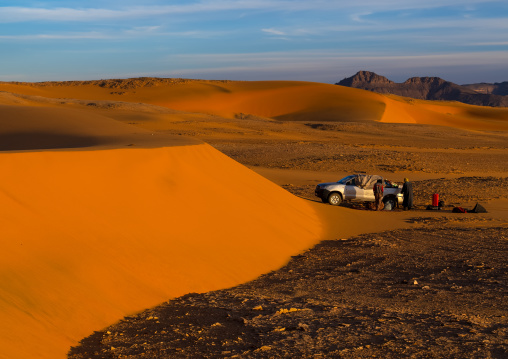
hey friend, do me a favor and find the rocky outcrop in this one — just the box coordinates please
[337,70,393,87]
[462,81,508,96]
[337,71,508,107]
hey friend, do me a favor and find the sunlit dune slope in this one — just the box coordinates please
[0,80,386,122]
[1,79,507,130]
[145,81,388,122]
[380,95,508,131]
[0,146,322,359]
[0,101,322,358]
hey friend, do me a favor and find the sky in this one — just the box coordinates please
[0,0,507,84]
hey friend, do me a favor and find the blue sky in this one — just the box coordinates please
[0,0,507,84]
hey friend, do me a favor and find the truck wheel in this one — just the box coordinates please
[328,192,343,206]
[383,197,397,210]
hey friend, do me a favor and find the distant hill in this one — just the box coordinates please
[462,82,508,96]
[337,71,508,107]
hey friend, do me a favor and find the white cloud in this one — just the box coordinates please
[0,28,225,41]
[468,41,508,46]
[169,49,508,68]
[262,28,286,36]
[350,12,373,23]
[0,1,500,23]
[125,26,161,34]
[0,32,109,40]
[161,49,508,83]
[258,15,508,42]
[0,7,123,22]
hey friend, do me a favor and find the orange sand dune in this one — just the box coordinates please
[0,80,387,122]
[0,100,323,358]
[0,104,199,151]
[1,79,507,130]
[0,144,324,359]
[380,95,508,130]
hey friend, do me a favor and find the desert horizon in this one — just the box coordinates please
[0,75,507,358]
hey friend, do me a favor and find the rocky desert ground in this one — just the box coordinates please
[69,225,507,359]
[0,79,506,358]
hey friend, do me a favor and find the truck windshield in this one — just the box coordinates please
[337,175,356,184]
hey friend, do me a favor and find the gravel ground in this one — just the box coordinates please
[214,141,508,175]
[69,225,508,359]
[209,121,508,175]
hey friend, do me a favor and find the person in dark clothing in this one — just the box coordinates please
[373,179,384,211]
[401,178,414,210]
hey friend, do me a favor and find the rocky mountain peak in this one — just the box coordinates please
[337,71,394,87]
[403,77,447,86]
[336,71,508,107]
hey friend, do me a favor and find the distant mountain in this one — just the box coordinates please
[462,82,508,96]
[337,71,508,107]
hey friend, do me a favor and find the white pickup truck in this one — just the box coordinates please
[315,174,403,210]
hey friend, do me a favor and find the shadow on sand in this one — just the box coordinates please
[0,132,101,151]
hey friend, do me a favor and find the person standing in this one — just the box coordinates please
[402,178,414,210]
[373,179,384,211]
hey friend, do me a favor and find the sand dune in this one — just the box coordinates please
[0,104,196,151]
[0,143,325,359]
[380,95,508,130]
[0,79,506,358]
[2,79,507,130]
[0,98,325,358]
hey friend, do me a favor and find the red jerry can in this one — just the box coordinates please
[432,193,439,207]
